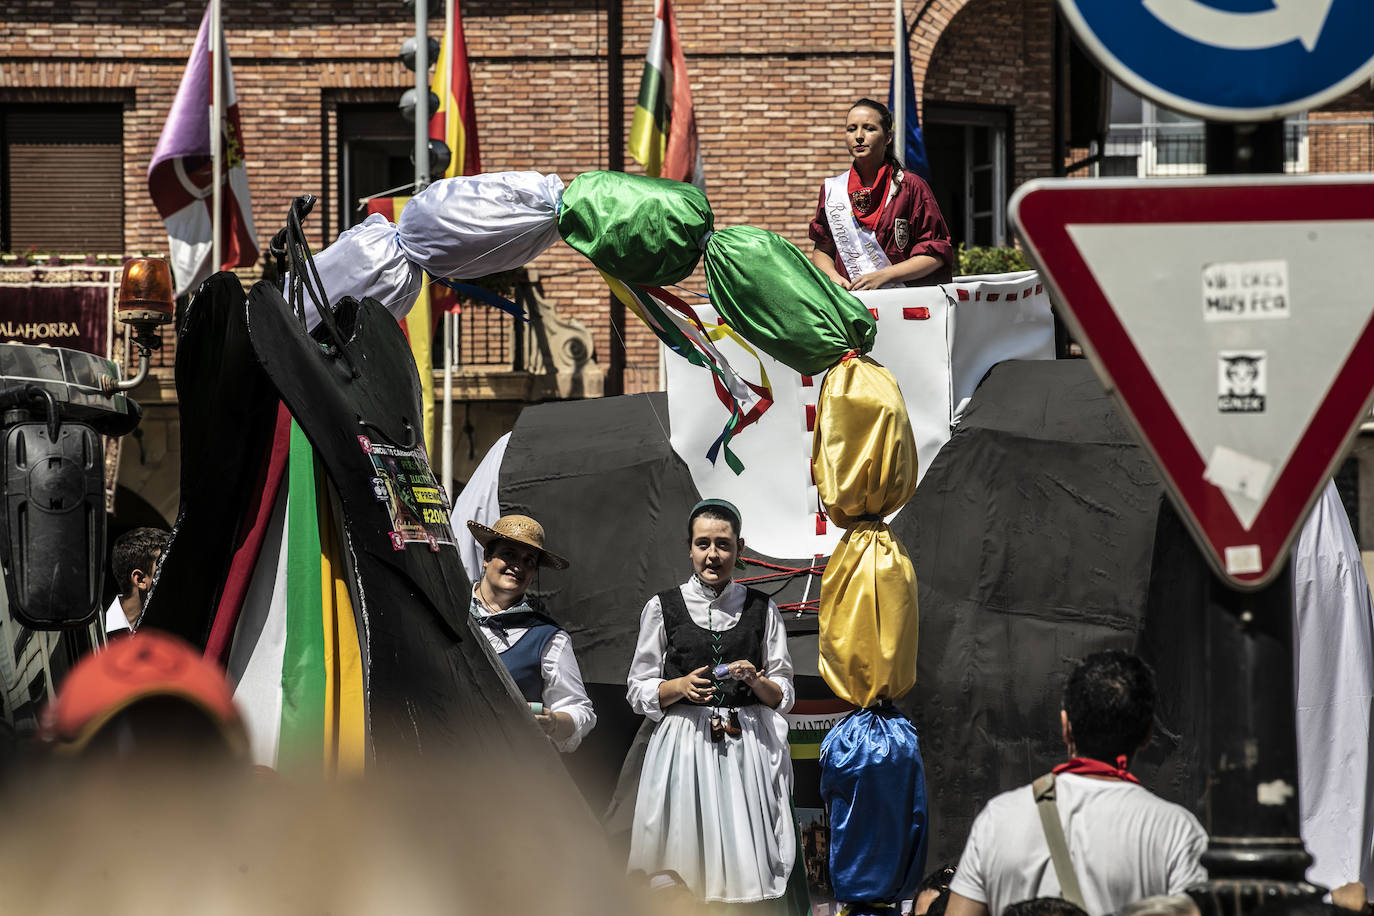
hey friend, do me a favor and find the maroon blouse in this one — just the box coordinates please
[808,169,954,286]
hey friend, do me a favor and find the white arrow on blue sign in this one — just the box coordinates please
[1059,0,1374,121]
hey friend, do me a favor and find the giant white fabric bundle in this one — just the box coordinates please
[397,171,565,280]
[1293,480,1374,887]
[297,213,423,330]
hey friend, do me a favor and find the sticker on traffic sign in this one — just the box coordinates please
[1010,176,1374,588]
[1058,0,1374,121]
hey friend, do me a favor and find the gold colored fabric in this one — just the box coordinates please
[812,357,918,526]
[819,524,919,707]
[812,356,920,707]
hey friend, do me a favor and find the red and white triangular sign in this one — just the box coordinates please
[1011,176,1374,589]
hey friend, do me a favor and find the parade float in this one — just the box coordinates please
[124,168,1374,907]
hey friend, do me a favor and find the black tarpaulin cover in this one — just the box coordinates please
[500,360,1216,867]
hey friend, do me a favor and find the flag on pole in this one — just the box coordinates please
[628,0,703,187]
[888,8,932,183]
[148,3,259,298]
[428,0,481,179]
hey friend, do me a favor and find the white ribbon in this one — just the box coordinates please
[823,172,897,287]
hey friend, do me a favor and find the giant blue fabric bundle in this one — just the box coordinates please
[820,703,928,907]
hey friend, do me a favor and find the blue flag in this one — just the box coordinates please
[888,18,932,183]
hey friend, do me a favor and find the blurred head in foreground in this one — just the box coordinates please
[41,630,247,762]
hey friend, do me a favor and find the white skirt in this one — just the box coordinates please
[628,702,795,903]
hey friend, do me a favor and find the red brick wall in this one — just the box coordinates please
[27,0,1373,395]
[4,0,950,394]
[921,0,1056,187]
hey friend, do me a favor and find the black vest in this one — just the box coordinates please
[660,584,768,708]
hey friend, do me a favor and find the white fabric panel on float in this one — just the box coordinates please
[226,484,291,769]
[664,274,1054,560]
[450,431,510,583]
[948,271,1056,421]
[666,290,950,559]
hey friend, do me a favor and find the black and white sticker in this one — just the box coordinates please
[1218,350,1266,413]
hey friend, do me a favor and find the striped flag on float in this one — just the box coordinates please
[786,698,857,760]
[366,196,437,458]
[429,0,480,179]
[147,3,259,298]
[220,418,367,776]
[628,0,703,187]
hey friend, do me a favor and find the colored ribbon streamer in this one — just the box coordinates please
[600,270,774,473]
[432,276,526,320]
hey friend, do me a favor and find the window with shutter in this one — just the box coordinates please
[2,105,124,254]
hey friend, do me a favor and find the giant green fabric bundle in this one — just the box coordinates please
[556,171,712,286]
[703,226,875,376]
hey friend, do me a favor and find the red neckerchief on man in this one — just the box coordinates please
[1052,754,1141,784]
[847,162,892,230]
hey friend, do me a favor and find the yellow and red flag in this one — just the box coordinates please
[428,0,481,179]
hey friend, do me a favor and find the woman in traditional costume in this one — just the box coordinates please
[808,98,953,290]
[467,514,596,753]
[626,499,797,905]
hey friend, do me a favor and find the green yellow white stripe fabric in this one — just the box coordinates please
[275,421,366,777]
[629,1,672,177]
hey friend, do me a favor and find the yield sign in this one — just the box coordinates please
[1010,176,1374,589]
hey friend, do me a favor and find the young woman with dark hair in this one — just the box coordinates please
[808,98,954,290]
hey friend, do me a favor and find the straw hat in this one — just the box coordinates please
[466,514,570,570]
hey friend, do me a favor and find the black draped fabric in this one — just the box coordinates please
[140,272,281,645]
[660,585,768,708]
[245,284,570,768]
[502,360,1213,866]
[891,359,1189,864]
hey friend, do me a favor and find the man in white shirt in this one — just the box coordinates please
[105,528,168,638]
[947,651,1207,916]
[466,513,596,753]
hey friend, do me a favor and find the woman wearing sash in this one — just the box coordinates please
[626,499,798,906]
[808,98,953,290]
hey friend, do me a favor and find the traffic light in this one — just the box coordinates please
[399,36,439,71]
[399,13,450,185]
[398,87,440,124]
[411,139,451,175]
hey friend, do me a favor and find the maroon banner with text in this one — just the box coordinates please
[0,266,116,358]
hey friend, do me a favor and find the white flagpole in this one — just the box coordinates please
[893,0,905,162]
[441,309,454,501]
[211,0,224,272]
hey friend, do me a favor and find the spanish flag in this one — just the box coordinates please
[628,0,703,187]
[429,0,481,179]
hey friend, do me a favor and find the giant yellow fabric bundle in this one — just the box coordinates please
[813,356,920,707]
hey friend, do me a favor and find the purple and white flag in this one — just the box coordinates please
[148,4,259,298]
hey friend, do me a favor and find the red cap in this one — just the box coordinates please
[44,631,245,755]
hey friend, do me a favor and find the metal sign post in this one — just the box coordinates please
[1011,172,1374,904]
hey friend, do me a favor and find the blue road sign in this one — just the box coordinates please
[1059,0,1374,121]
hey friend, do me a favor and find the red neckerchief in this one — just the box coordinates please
[1052,755,1140,784]
[847,163,892,230]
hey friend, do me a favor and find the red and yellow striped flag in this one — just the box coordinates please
[429,0,481,179]
[629,0,702,186]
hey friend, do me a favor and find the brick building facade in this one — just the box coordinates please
[5,0,1374,517]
